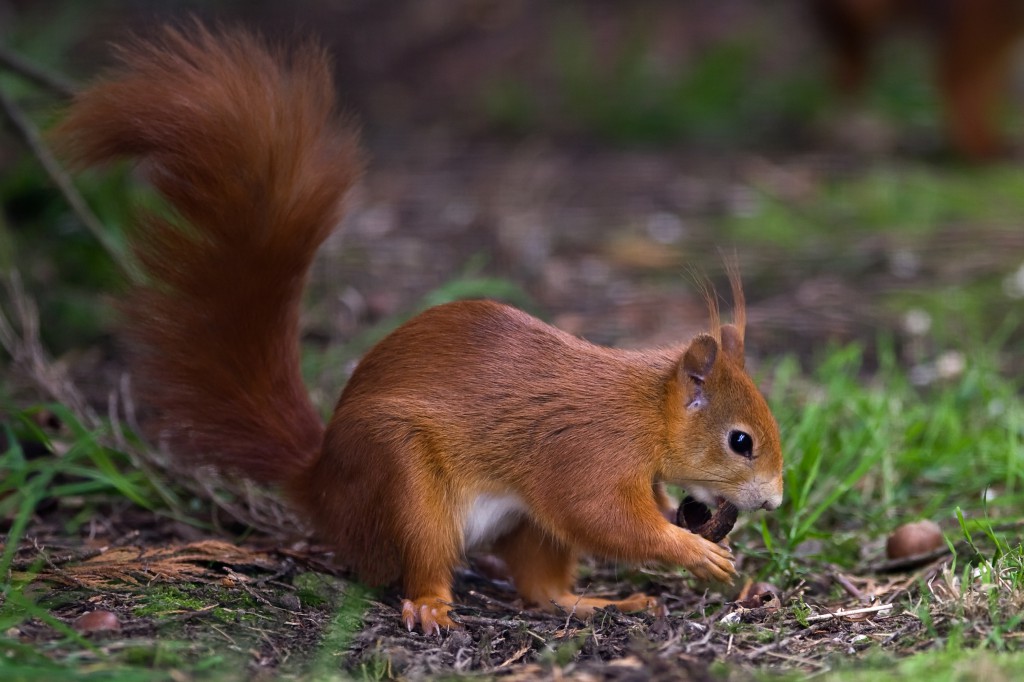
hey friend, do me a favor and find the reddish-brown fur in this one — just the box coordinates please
[811,0,1024,160]
[53,25,362,482]
[55,25,783,635]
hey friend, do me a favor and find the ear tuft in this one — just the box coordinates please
[720,324,745,368]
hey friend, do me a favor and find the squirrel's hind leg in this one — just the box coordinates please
[318,421,465,636]
[394,461,463,635]
[398,521,462,635]
[492,519,661,619]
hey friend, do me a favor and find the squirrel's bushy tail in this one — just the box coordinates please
[53,24,362,482]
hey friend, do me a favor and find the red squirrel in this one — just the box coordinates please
[54,25,784,634]
[811,0,1024,160]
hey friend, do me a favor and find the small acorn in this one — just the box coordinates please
[885,520,944,559]
[72,610,121,634]
[676,495,739,544]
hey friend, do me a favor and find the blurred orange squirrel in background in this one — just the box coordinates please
[811,0,1024,160]
[53,24,783,634]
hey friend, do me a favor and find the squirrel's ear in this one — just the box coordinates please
[720,324,745,368]
[680,334,717,408]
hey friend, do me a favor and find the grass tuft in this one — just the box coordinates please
[749,336,1023,580]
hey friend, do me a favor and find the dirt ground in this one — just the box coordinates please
[9,497,935,680]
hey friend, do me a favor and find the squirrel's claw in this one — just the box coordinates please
[401,597,459,636]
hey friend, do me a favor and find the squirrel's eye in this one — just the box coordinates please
[728,430,753,458]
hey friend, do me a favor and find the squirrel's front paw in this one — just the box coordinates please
[676,529,736,583]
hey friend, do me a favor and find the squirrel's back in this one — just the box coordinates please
[53,25,363,481]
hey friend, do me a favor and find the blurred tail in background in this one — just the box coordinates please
[810,0,1024,161]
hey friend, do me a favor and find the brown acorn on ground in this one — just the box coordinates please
[886,520,944,559]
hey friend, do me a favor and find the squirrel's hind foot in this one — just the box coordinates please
[401,596,461,636]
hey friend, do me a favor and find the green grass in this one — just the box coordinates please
[0,405,371,681]
[764,649,1024,682]
[306,583,373,680]
[715,160,1022,347]
[479,11,957,147]
[0,410,180,680]
[746,338,1023,577]
[725,164,1024,248]
[0,406,179,534]
[0,0,144,352]
[482,8,828,145]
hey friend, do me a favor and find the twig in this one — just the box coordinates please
[763,650,828,670]
[496,644,532,668]
[803,603,894,623]
[448,613,519,628]
[880,618,924,646]
[13,541,105,571]
[560,596,578,632]
[684,616,717,653]
[467,589,526,616]
[163,604,219,623]
[0,86,132,276]
[832,572,868,602]
[0,272,97,423]
[224,569,299,614]
[742,621,830,661]
[522,629,549,646]
[251,560,296,588]
[0,44,76,98]
[208,623,237,646]
[883,561,949,605]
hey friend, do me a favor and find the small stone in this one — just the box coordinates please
[903,308,932,336]
[935,351,965,380]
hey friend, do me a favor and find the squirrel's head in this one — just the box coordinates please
[662,323,783,512]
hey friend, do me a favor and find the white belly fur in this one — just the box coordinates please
[462,493,528,550]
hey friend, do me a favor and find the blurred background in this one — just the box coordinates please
[1,0,1022,405]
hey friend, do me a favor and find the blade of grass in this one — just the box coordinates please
[307,583,372,679]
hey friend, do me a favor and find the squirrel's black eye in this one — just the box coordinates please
[728,430,753,458]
